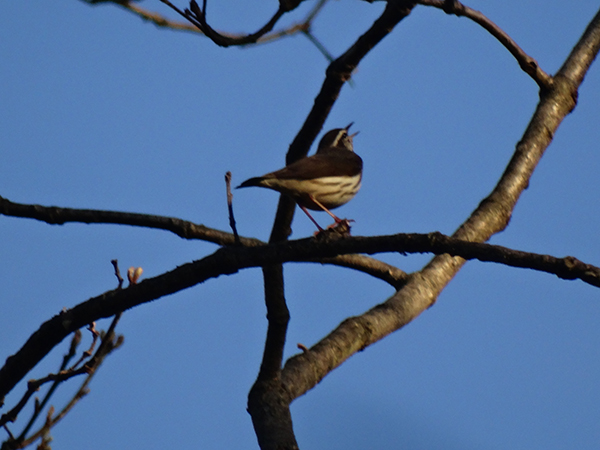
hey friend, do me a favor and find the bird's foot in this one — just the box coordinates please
[313,218,353,238]
[331,217,354,231]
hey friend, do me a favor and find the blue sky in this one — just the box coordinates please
[1,1,599,449]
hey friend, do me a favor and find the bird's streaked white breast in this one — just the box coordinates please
[263,174,361,209]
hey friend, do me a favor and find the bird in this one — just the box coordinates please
[237,123,362,232]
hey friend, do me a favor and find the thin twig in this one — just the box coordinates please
[253,0,329,45]
[111,260,124,289]
[37,406,53,450]
[225,172,241,245]
[18,316,124,448]
[69,323,99,370]
[117,0,203,33]
[301,30,335,63]
[11,329,82,441]
[82,0,330,46]
[301,30,356,87]
[2,424,14,440]
[158,0,290,47]
[0,331,80,430]
[80,0,202,33]
[86,313,123,372]
[0,313,123,448]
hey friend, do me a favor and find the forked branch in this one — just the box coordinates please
[158,0,296,47]
[279,5,600,406]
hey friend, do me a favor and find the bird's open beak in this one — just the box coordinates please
[345,122,360,138]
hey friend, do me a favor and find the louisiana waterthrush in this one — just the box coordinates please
[237,123,362,232]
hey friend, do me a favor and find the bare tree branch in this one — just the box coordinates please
[248,263,296,450]
[0,195,405,287]
[157,0,296,47]
[107,0,203,34]
[313,254,409,289]
[4,4,599,449]
[418,0,553,90]
[0,332,81,430]
[111,260,125,289]
[1,229,597,413]
[82,0,333,51]
[0,195,256,246]
[280,6,600,404]
[19,326,123,449]
[1,316,123,449]
[254,0,328,45]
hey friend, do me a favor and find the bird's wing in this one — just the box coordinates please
[265,150,363,180]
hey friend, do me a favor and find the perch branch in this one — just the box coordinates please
[0,195,259,247]
[1,230,598,405]
[0,195,404,287]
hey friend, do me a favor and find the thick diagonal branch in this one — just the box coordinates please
[280,6,600,403]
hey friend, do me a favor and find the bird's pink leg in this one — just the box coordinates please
[299,205,324,232]
[308,196,353,233]
[308,196,343,223]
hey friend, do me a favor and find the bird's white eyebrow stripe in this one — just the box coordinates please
[331,130,345,147]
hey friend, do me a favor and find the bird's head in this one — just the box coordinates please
[317,123,359,152]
